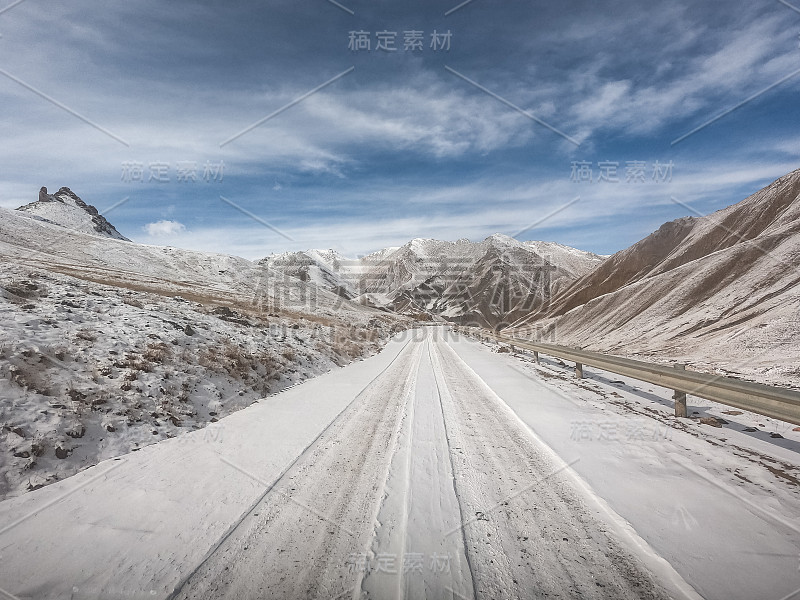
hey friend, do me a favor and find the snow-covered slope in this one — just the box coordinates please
[0,202,408,500]
[0,206,393,323]
[509,168,800,387]
[16,186,130,241]
[524,239,607,280]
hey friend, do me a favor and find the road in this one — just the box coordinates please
[173,328,674,600]
[7,326,795,599]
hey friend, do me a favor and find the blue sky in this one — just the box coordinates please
[0,0,798,259]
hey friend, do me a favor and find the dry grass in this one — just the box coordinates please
[2,279,44,301]
[122,297,144,309]
[143,342,171,364]
[75,330,97,342]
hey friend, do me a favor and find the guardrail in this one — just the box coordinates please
[457,328,800,426]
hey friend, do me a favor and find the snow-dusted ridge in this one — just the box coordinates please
[16,186,130,241]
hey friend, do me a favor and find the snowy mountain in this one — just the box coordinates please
[433,235,604,327]
[262,234,606,326]
[259,249,358,300]
[16,187,130,241]
[509,168,800,387]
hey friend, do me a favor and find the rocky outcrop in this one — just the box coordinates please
[17,187,130,241]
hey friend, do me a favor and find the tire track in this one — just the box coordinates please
[361,332,474,600]
[173,336,424,600]
[432,336,672,600]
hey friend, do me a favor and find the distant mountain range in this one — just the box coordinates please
[260,235,606,327]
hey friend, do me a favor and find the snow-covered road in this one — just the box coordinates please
[173,329,676,600]
[0,327,797,599]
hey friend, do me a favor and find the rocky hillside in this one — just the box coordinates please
[509,168,800,387]
[0,195,408,500]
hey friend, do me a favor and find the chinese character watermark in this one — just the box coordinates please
[345,552,452,574]
[176,425,225,445]
[121,160,224,183]
[570,160,673,184]
[404,30,424,51]
[569,419,673,443]
[375,31,397,52]
[348,30,452,52]
[430,29,452,51]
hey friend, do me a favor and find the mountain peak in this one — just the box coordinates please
[483,233,520,247]
[16,187,130,241]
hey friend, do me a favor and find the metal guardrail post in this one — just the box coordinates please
[575,363,583,379]
[673,363,688,417]
[533,350,539,364]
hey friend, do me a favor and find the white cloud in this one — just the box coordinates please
[144,220,186,236]
[562,11,798,138]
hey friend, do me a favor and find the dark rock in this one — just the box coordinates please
[66,425,86,439]
[212,306,251,326]
[55,446,69,459]
[184,324,195,336]
[67,389,86,402]
[213,306,235,317]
